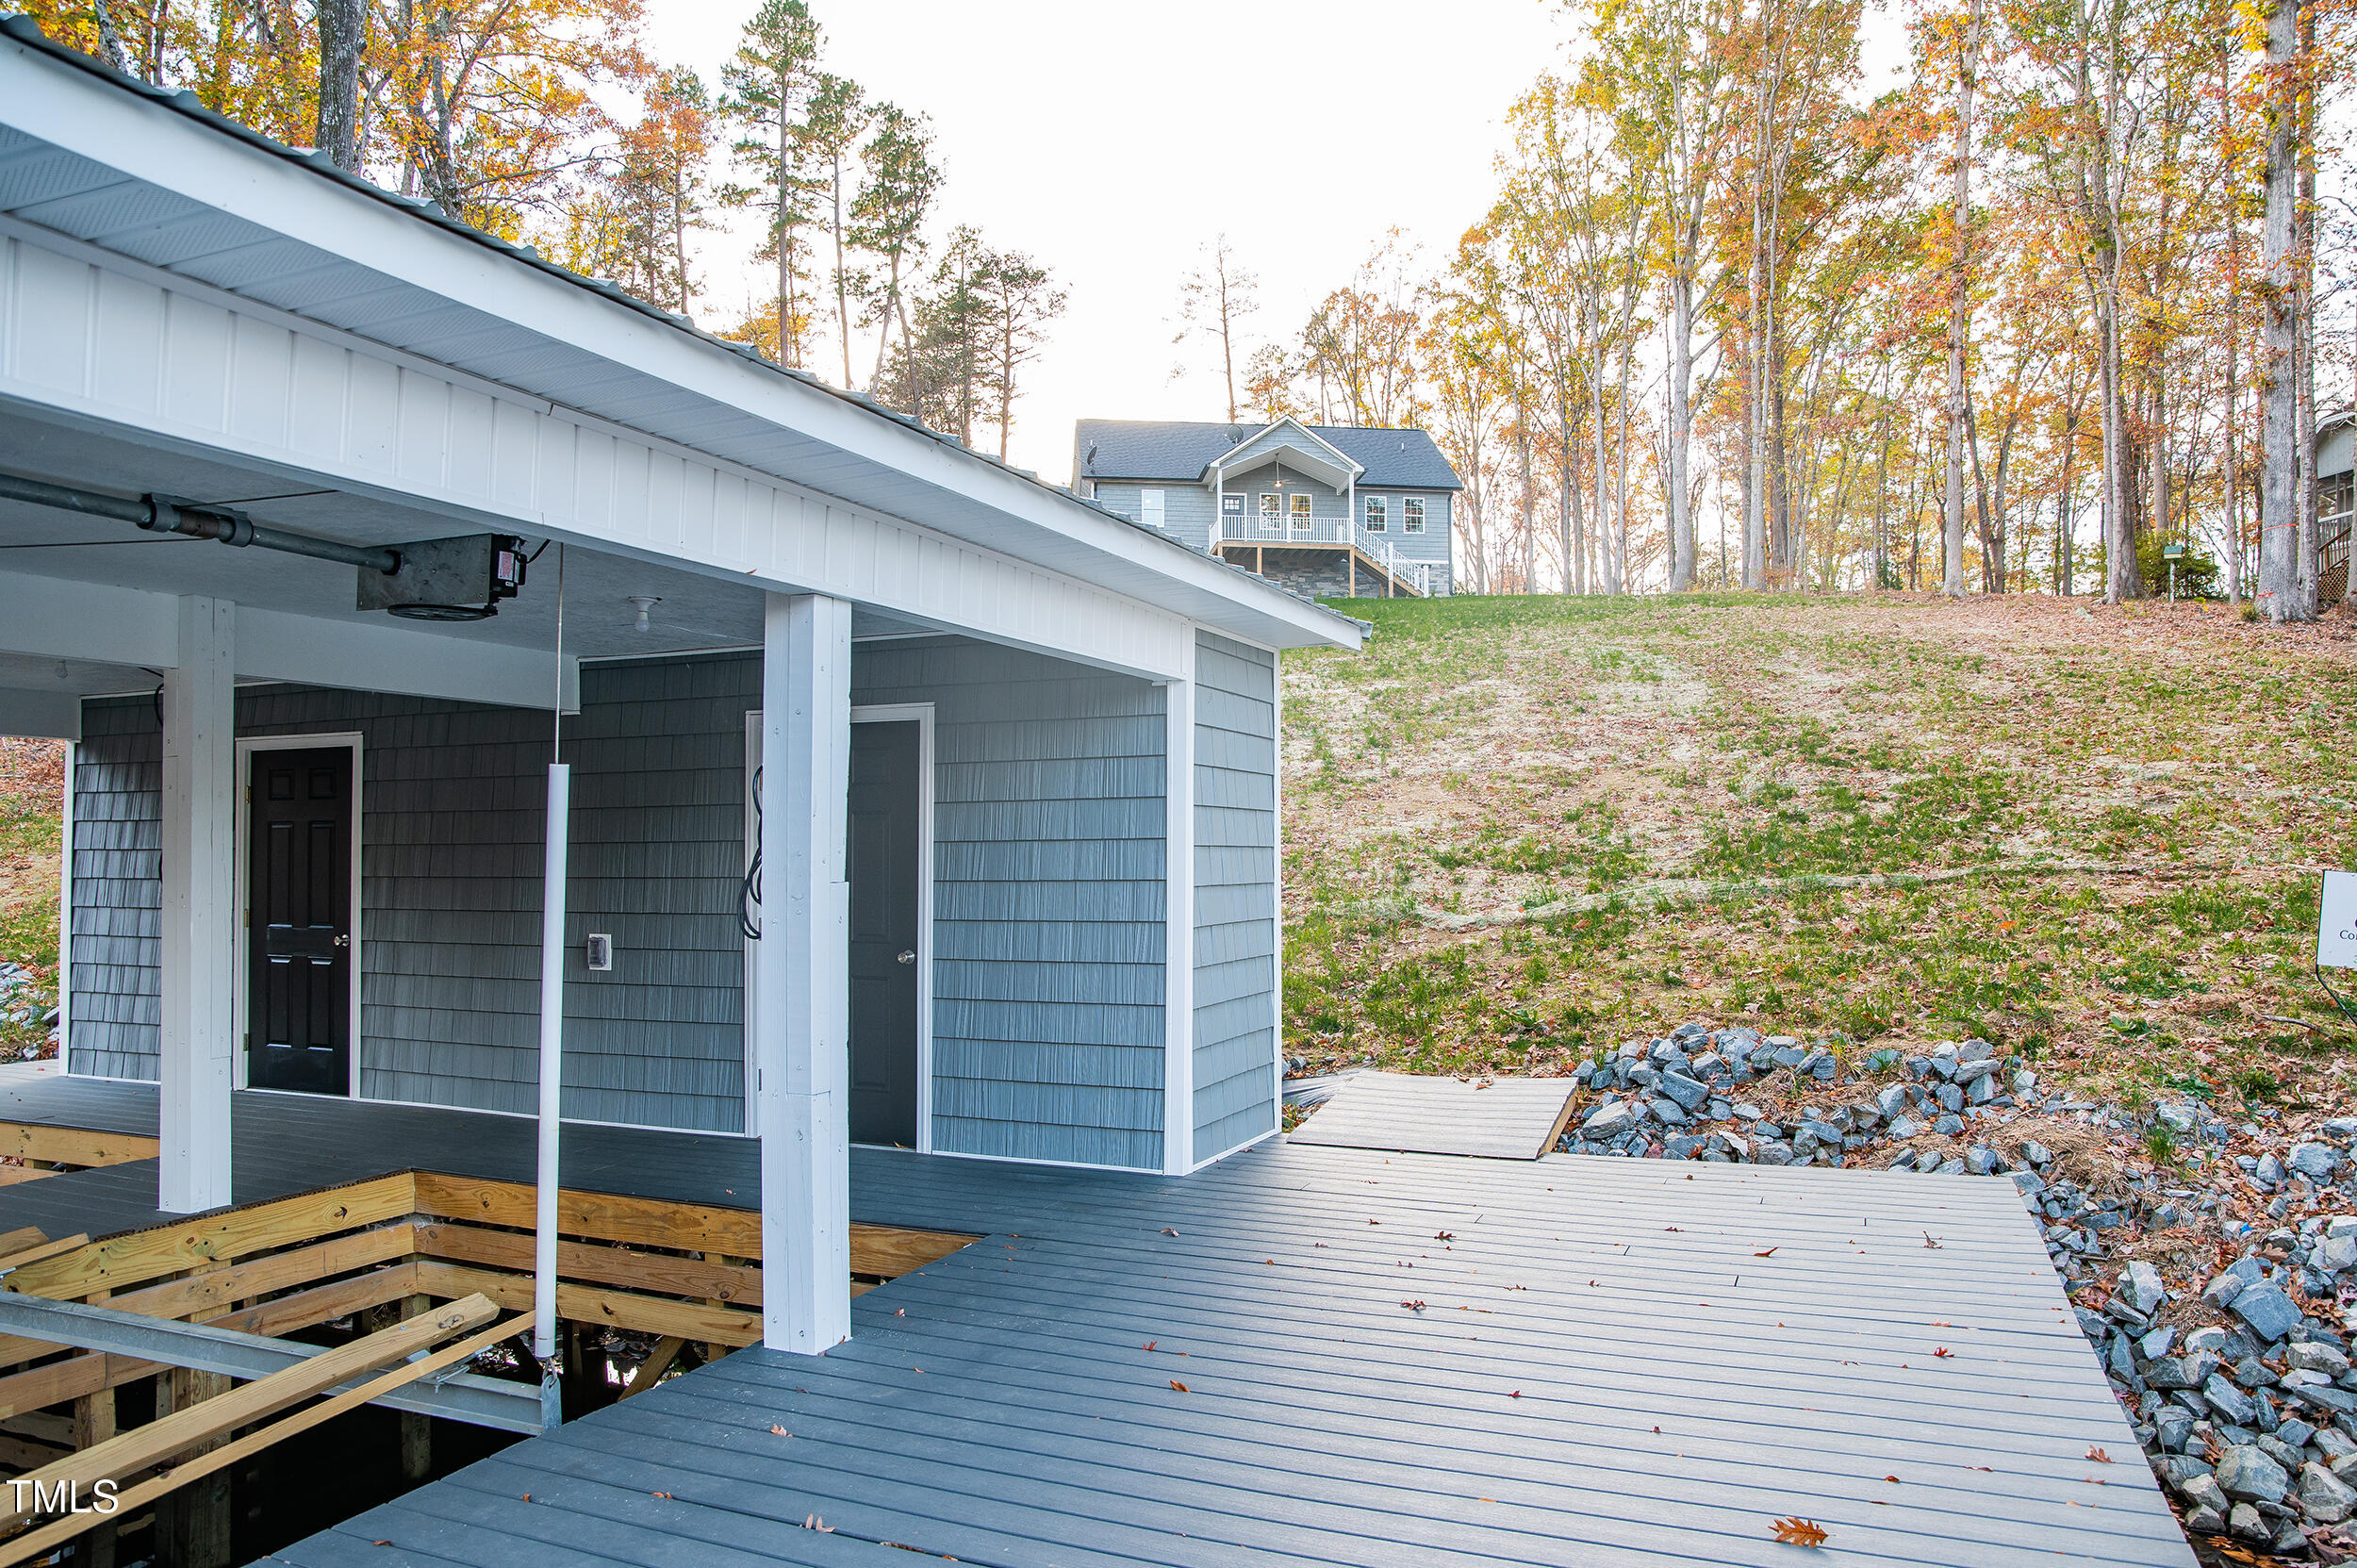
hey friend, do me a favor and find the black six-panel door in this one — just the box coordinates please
[847,720,920,1146]
[246,747,353,1096]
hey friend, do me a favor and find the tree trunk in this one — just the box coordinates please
[1944,0,1979,599]
[1668,273,1697,590]
[2257,0,2309,620]
[314,0,364,170]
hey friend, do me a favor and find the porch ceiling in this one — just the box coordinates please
[0,411,934,676]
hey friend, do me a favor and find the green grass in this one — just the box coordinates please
[1282,590,2357,1105]
[0,743,63,1059]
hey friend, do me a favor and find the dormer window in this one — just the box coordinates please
[1366,497,1388,532]
[1404,497,1426,534]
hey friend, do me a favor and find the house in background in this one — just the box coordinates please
[1074,417,1461,600]
[2319,411,2351,609]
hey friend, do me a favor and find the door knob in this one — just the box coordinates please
[897,949,916,965]
[333,933,351,948]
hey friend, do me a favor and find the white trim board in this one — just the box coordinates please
[231,733,364,1098]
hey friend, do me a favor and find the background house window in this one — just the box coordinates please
[1290,493,1312,530]
[1366,497,1388,532]
[1404,497,1426,534]
[1260,493,1281,529]
[1140,488,1165,528]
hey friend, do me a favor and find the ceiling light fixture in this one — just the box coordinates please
[627,595,661,634]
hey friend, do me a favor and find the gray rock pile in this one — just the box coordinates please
[1562,1022,2031,1167]
[0,961,57,1062]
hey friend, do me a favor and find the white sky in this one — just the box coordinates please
[644,0,1918,486]
[644,0,1577,482]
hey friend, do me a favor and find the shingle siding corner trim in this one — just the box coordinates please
[1190,631,1278,1164]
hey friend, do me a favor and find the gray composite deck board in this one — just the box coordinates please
[1284,1072,1577,1159]
[0,1076,2187,1567]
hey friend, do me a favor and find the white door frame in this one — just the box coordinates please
[744,703,934,1150]
[232,732,365,1098]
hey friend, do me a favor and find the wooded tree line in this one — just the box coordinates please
[24,0,1065,459]
[1176,0,2349,619]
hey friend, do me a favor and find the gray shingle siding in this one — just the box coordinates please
[855,637,1166,1171]
[65,636,1178,1164]
[1191,632,1277,1164]
[67,700,160,1081]
[69,668,757,1132]
[1091,476,1454,598]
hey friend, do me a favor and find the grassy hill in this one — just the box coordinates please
[1281,591,2357,1111]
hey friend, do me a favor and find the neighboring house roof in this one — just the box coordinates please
[1076,419,1463,490]
[0,16,1363,654]
[2319,410,2354,482]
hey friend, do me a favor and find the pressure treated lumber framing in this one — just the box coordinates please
[411,1224,760,1307]
[0,1311,532,1568]
[0,1264,423,1419]
[0,1233,86,1275]
[0,1294,497,1534]
[618,1336,686,1400]
[3,1174,416,1299]
[0,1125,157,1169]
[411,1173,760,1257]
[410,1261,759,1347]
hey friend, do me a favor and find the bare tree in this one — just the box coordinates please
[1173,236,1260,423]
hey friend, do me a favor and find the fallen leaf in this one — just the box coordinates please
[803,1514,833,1533]
[652,1492,673,1500]
[1162,1228,1179,1236]
[1402,1299,1427,1311]
[1436,1231,1455,1241]
[771,1425,789,1436]
[1143,1340,1158,1352]
[373,1543,391,1548]
[1883,1476,1900,1484]
[1933,1347,1954,1359]
[2087,1447,2113,1463]
[1755,1246,1778,1257]
[1665,1226,1683,1232]
[1922,1232,1943,1249]
[1169,1379,1190,1393]
[894,1309,905,1316]
[1508,1390,1523,1398]
[1772,1518,1830,1547]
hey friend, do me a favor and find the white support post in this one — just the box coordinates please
[1162,638,1197,1176]
[532,761,569,1391]
[757,592,853,1354]
[158,597,235,1214]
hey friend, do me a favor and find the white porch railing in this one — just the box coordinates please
[1211,513,1434,595]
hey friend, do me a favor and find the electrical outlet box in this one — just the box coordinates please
[585,933,614,972]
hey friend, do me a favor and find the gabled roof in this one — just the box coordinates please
[1076,419,1463,491]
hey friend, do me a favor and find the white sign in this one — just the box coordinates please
[2323,870,2357,971]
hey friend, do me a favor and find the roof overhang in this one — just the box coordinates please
[1201,418,1365,494]
[0,23,1363,658]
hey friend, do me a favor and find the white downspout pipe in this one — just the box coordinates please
[534,546,569,1428]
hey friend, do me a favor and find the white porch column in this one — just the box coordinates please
[158,596,236,1213]
[1162,640,1196,1176]
[757,592,853,1353]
